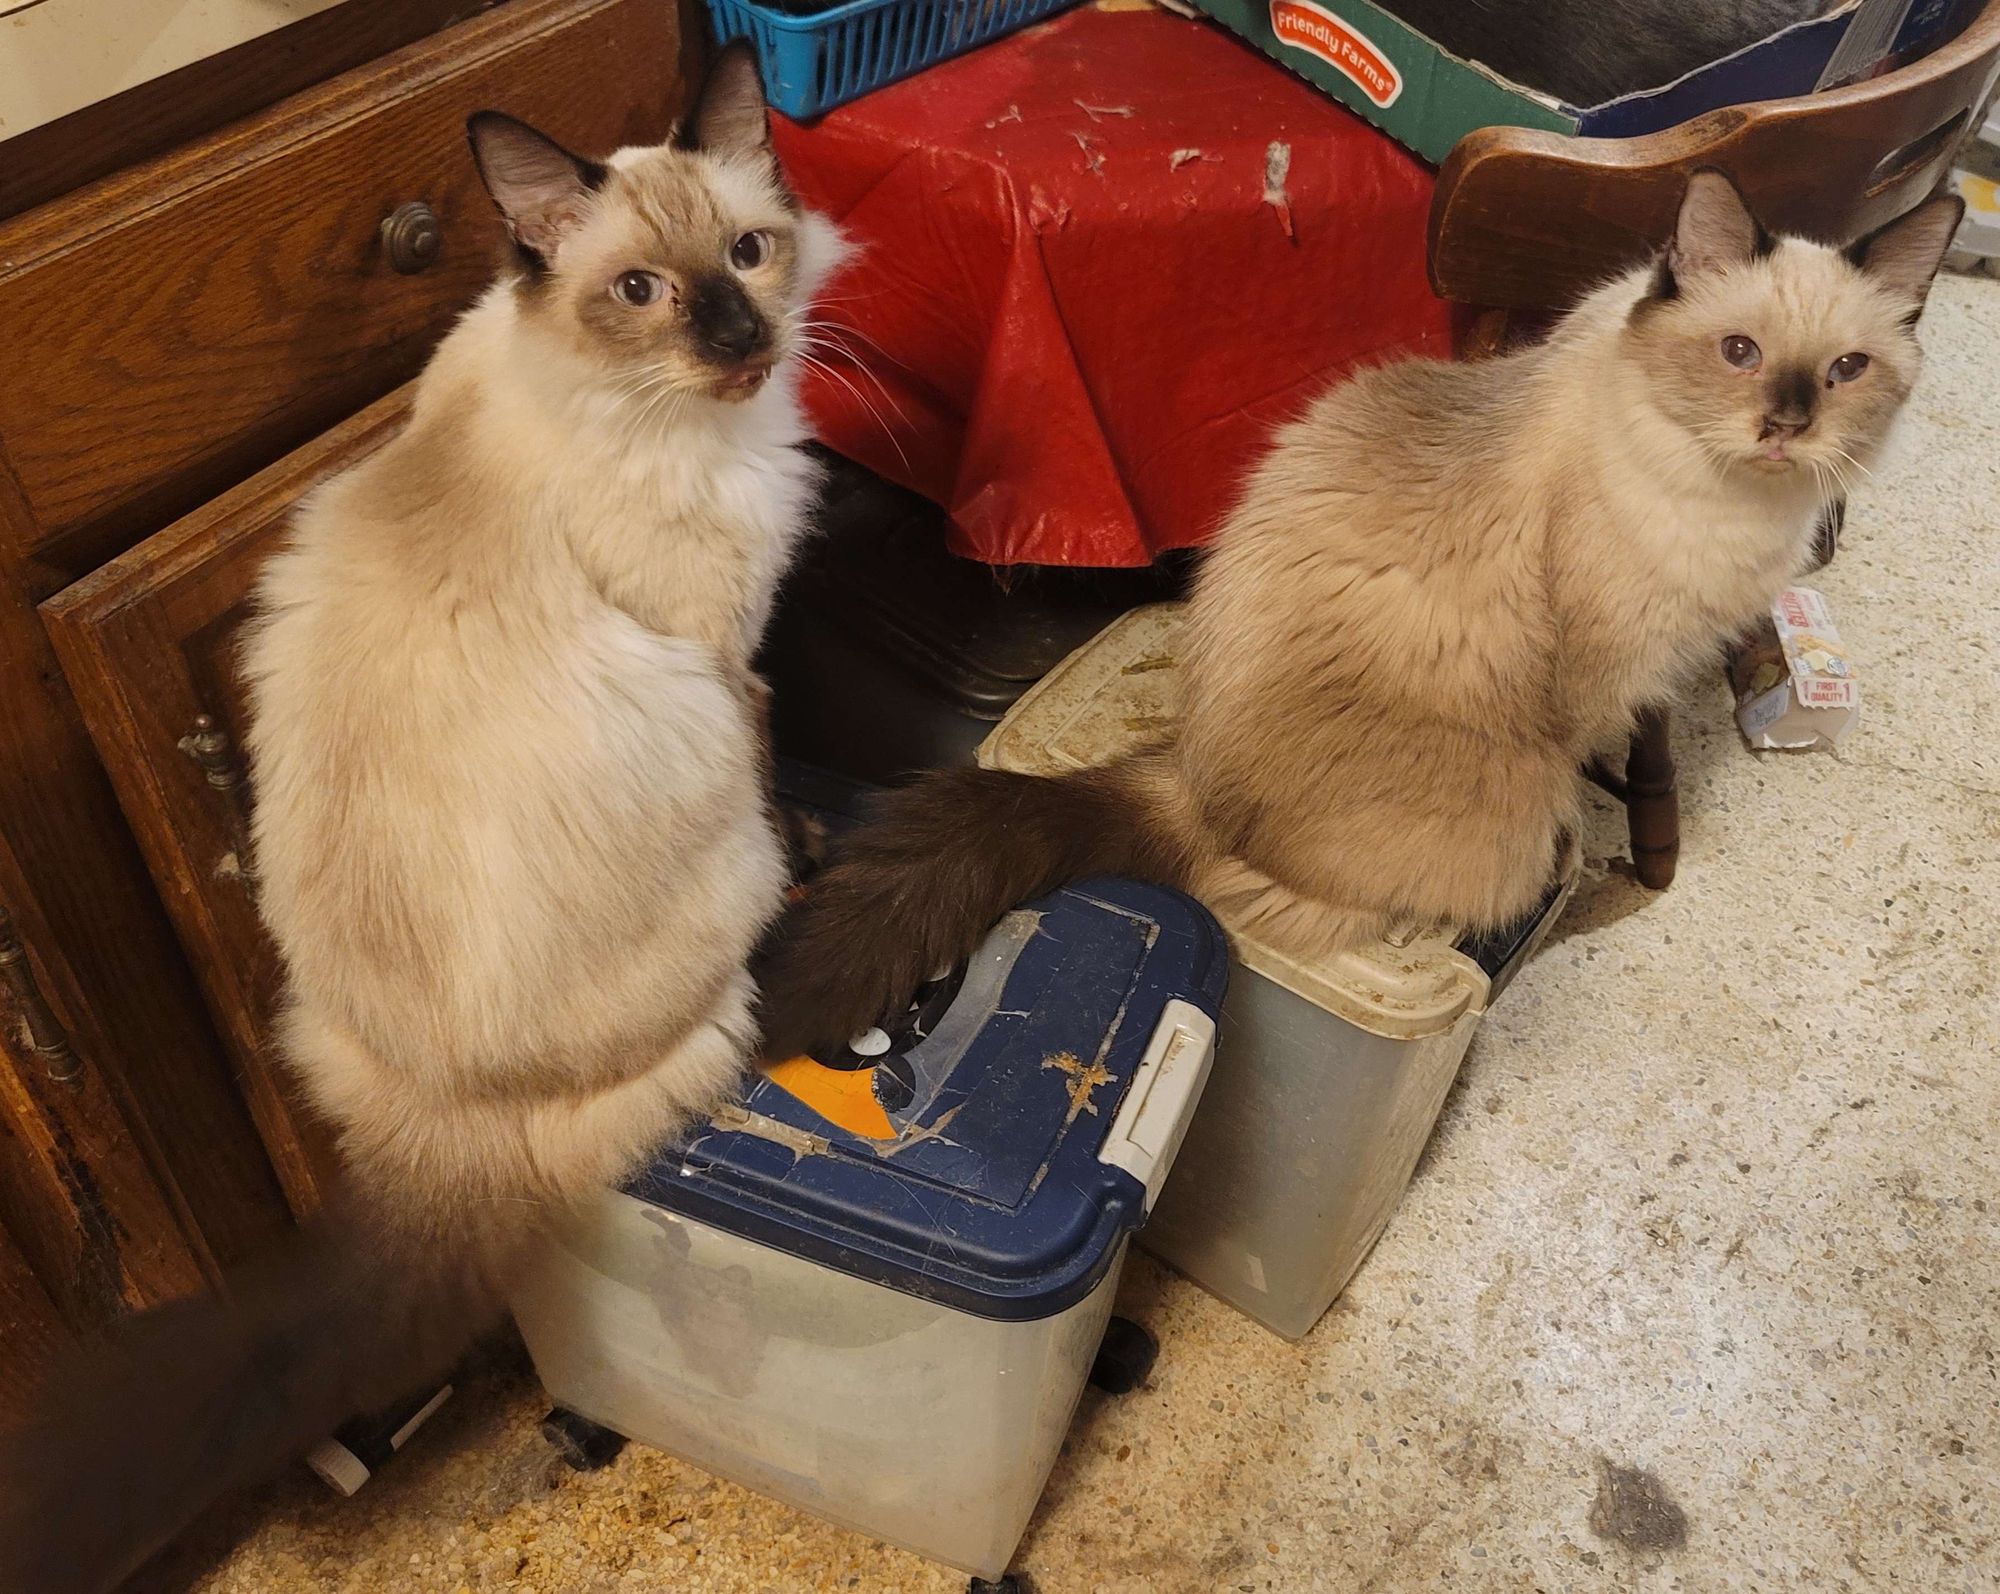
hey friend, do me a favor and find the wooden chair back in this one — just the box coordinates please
[1428,0,2000,310]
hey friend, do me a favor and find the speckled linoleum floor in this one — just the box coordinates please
[138,270,2000,1594]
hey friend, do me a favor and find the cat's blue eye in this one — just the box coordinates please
[611,270,665,307]
[1828,352,1870,384]
[730,230,773,271]
[1720,334,1761,371]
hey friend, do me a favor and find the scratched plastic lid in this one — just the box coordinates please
[626,773,1230,1322]
[629,881,1227,1320]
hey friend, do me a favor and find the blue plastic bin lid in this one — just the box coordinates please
[628,868,1228,1322]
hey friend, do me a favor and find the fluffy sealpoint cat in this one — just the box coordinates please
[0,45,842,1594]
[759,173,1963,1062]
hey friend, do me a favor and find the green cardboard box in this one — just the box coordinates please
[1188,0,1976,164]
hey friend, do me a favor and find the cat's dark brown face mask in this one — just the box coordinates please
[467,44,835,406]
[1627,170,1962,484]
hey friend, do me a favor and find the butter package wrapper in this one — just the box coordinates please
[1732,586,1859,751]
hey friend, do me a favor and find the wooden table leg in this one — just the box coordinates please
[1462,307,1513,361]
[1626,707,1679,890]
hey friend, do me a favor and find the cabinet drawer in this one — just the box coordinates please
[0,0,690,596]
[0,1,509,224]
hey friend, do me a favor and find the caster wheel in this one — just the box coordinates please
[541,1407,627,1471]
[1089,1315,1157,1395]
[968,1576,1027,1594]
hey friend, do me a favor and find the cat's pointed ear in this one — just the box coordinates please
[467,112,607,267]
[1845,192,1965,315]
[1660,169,1770,292]
[674,41,771,157]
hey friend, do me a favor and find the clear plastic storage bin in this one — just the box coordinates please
[515,770,1227,1580]
[980,606,1572,1339]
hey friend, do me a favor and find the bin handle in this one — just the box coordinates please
[1098,1000,1216,1212]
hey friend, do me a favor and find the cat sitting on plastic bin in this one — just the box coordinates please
[0,45,847,1594]
[758,172,1962,1060]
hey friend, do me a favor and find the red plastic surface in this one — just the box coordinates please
[773,4,1452,568]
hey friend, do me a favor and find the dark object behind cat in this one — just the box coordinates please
[1384,0,1835,103]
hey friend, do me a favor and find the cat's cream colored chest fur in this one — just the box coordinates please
[1549,462,1818,749]
[564,385,818,665]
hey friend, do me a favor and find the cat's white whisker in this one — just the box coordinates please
[792,326,915,432]
[601,374,675,423]
[796,314,914,377]
[794,348,913,472]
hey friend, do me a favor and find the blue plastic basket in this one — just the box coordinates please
[704,0,1083,119]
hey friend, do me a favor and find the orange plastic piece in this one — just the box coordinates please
[763,1054,898,1141]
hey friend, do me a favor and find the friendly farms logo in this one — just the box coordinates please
[1269,1,1404,107]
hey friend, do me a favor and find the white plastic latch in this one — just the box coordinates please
[1098,1000,1217,1212]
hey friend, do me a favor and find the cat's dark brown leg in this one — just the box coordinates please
[1625,708,1679,890]
[1808,499,1845,571]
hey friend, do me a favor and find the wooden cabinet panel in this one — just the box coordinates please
[0,872,212,1325]
[0,0,691,597]
[0,585,288,1301]
[0,1216,67,1420]
[44,393,418,1218]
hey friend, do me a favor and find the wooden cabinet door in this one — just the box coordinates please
[0,873,212,1325]
[43,393,417,1218]
[0,1212,68,1420]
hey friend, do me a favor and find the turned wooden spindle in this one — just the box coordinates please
[179,712,255,873]
[0,903,85,1087]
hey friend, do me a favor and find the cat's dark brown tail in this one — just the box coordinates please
[757,757,1195,1061]
[0,1188,520,1594]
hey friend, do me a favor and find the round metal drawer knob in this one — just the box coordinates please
[381,201,443,274]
